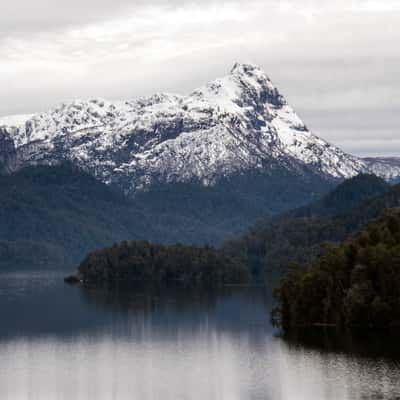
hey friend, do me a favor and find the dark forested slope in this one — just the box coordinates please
[0,165,150,269]
[67,173,392,286]
[273,209,400,329]
[0,164,228,269]
[223,175,393,283]
[1,164,332,270]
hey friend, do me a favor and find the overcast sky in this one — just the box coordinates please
[0,0,399,156]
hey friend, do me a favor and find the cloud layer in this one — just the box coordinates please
[1,0,399,156]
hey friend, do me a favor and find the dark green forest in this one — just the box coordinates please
[273,209,400,329]
[0,164,154,269]
[77,240,249,286]
[4,162,400,300]
[223,174,397,283]
[70,174,396,287]
[0,164,332,270]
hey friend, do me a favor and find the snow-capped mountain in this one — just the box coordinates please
[364,157,400,183]
[0,63,371,195]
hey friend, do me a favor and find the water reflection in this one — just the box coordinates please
[283,327,400,360]
[0,272,399,400]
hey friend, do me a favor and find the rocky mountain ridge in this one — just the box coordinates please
[0,63,379,196]
[363,157,400,183]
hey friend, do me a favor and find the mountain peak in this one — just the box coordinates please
[229,62,273,89]
[230,62,265,77]
[191,62,285,115]
[0,65,380,194]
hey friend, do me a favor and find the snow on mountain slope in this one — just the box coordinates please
[363,157,400,182]
[0,63,369,195]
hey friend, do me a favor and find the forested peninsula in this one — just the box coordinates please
[67,240,249,286]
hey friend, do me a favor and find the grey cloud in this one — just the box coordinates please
[1,0,247,34]
[298,109,400,156]
[0,0,142,34]
[0,0,389,35]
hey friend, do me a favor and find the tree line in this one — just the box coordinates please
[273,209,400,330]
[77,240,249,286]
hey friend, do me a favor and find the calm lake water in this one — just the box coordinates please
[1,271,400,400]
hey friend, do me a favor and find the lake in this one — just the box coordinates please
[0,271,400,400]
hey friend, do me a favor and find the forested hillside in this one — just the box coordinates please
[68,173,393,287]
[223,175,393,283]
[1,164,329,270]
[0,164,235,269]
[273,209,400,329]
[0,165,149,269]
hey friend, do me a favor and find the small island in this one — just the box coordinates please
[273,209,400,330]
[66,240,249,286]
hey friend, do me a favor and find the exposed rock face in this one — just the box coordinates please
[0,128,17,173]
[363,157,400,183]
[0,63,370,195]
